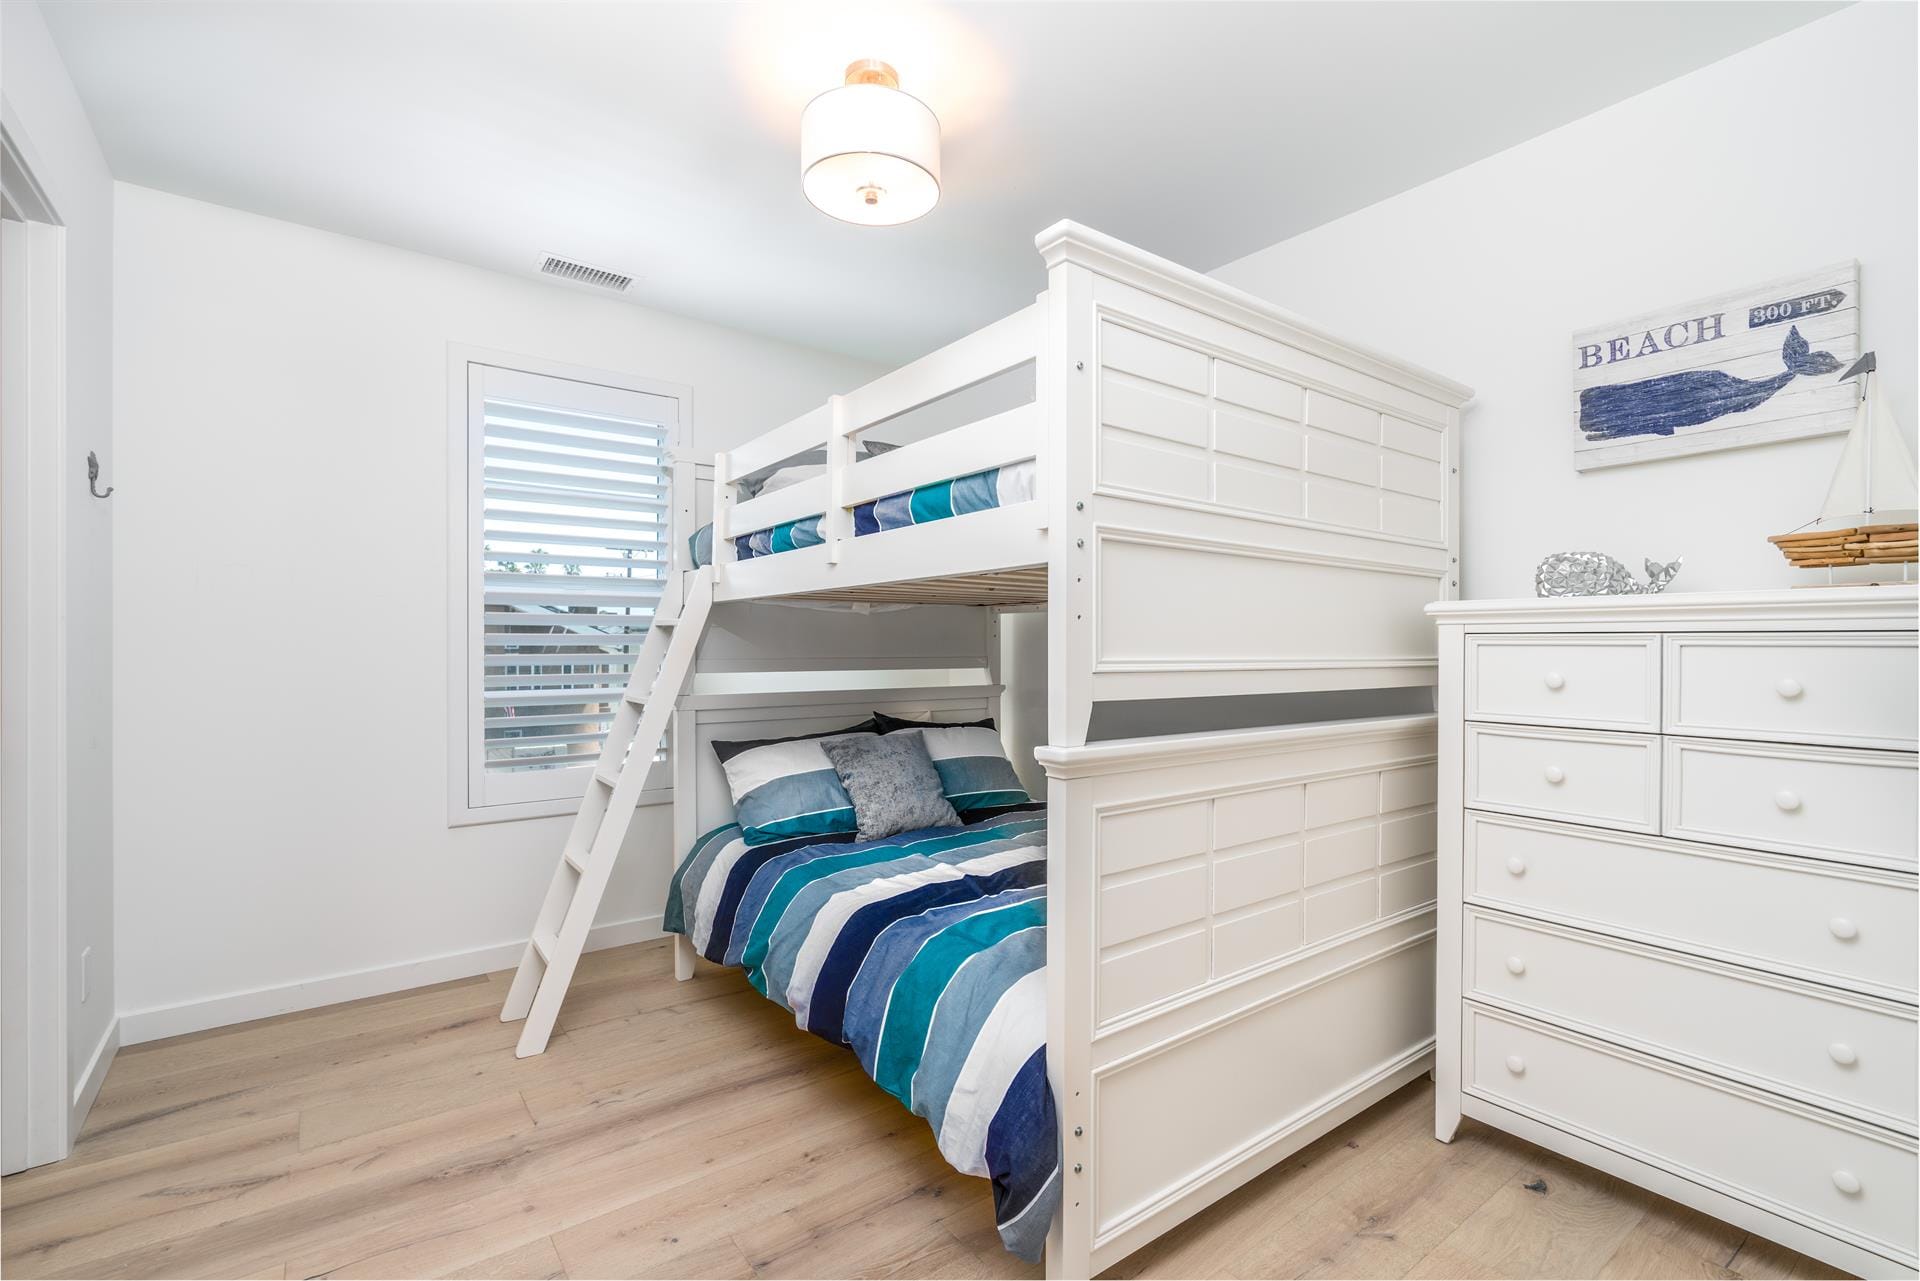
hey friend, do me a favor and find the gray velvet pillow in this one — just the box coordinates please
[820,730,962,841]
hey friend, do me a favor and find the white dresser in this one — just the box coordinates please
[1429,587,1919,1280]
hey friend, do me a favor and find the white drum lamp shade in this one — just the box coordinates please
[800,61,940,226]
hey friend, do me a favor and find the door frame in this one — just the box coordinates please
[0,114,72,1175]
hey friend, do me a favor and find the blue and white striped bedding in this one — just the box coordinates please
[688,458,1035,566]
[662,806,1059,1261]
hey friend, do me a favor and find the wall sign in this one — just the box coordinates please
[1571,262,1860,470]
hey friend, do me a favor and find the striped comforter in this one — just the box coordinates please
[662,806,1059,1261]
[687,458,1036,567]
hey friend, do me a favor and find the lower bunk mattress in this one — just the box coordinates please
[662,804,1058,1261]
[688,458,1035,567]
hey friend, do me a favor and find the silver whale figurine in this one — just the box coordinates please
[1535,552,1683,597]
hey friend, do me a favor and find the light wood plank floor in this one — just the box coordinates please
[1,939,1845,1281]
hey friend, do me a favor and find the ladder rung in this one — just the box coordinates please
[593,767,619,789]
[653,616,678,628]
[563,846,588,874]
[531,930,557,964]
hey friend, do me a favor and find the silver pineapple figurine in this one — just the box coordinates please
[1535,552,1682,597]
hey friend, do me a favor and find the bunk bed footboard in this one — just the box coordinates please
[1035,715,1440,1278]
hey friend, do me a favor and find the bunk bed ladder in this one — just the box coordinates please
[499,564,715,1058]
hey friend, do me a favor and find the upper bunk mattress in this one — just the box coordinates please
[688,457,1035,567]
[662,805,1058,1261]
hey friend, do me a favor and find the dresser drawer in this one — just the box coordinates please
[1465,813,1919,1002]
[1466,909,1917,1133]
[1464,1005,1919,1266]
[1666,633,1918,750]
[1466,725,1659,833]
[1467,634,1659,732]
[1664,737,1919,870]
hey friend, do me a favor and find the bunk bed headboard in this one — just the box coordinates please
[1034,220,1474,744]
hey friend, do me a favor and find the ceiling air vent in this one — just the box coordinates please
[538,255,632,293]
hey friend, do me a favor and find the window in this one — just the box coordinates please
[448,349,688,824]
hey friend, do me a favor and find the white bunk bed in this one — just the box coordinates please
[503,222,1473,1278]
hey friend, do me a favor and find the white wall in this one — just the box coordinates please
[1214,3,1917,598]
[112,184,882,1039]
[2,0,117,1123]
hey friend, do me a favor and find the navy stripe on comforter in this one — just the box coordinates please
[662,806,1059,1261]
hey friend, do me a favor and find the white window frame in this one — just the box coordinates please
[446,345,690,826]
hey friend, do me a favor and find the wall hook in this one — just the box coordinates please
[87,450,113,499]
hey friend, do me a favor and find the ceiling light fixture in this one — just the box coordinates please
[800,60,940,226]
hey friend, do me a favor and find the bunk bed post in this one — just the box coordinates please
[1027,288,1052,532]
[824,392,855,563]
[1037,237,1099,1281]
[1443,405,1463,603]
[711,449,736,577]
[671,693,699,982]
[985,612,1003,729]
[1044,756,1096,1281]
[669,454,695,564]
[1039,250,1098,751]
[674,453,710,982]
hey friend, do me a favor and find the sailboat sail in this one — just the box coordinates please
[1816,371,1918,529]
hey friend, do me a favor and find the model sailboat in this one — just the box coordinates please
[1768,353,1918,578]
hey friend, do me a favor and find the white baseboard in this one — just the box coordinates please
[70,1017,119,1140]
[118,915,664,1047]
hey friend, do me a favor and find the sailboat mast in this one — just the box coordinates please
[1862,365,1875,517]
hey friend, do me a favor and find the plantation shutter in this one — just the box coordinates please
[464,362,680,811]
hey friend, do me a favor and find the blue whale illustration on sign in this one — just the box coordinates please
[1579,326,1841,441]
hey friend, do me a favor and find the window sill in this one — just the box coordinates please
[448,785,673,828]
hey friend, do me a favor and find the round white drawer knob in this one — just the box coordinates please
[1505,955,1527,976]
[1506,856,1527,877]
[1543,672,1565,691]
[1544,765,1566,785]
[1505,1055,1526,1075]
[1829,1043,1858,1067]
[1829,917,1859,941]
[1832,1170,1862,1196]
[1776,677,1804,699]
[1774,790,1802,812]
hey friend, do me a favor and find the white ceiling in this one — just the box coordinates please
[44,0,1841,364]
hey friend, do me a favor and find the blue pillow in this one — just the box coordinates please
[712,721,877,845]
